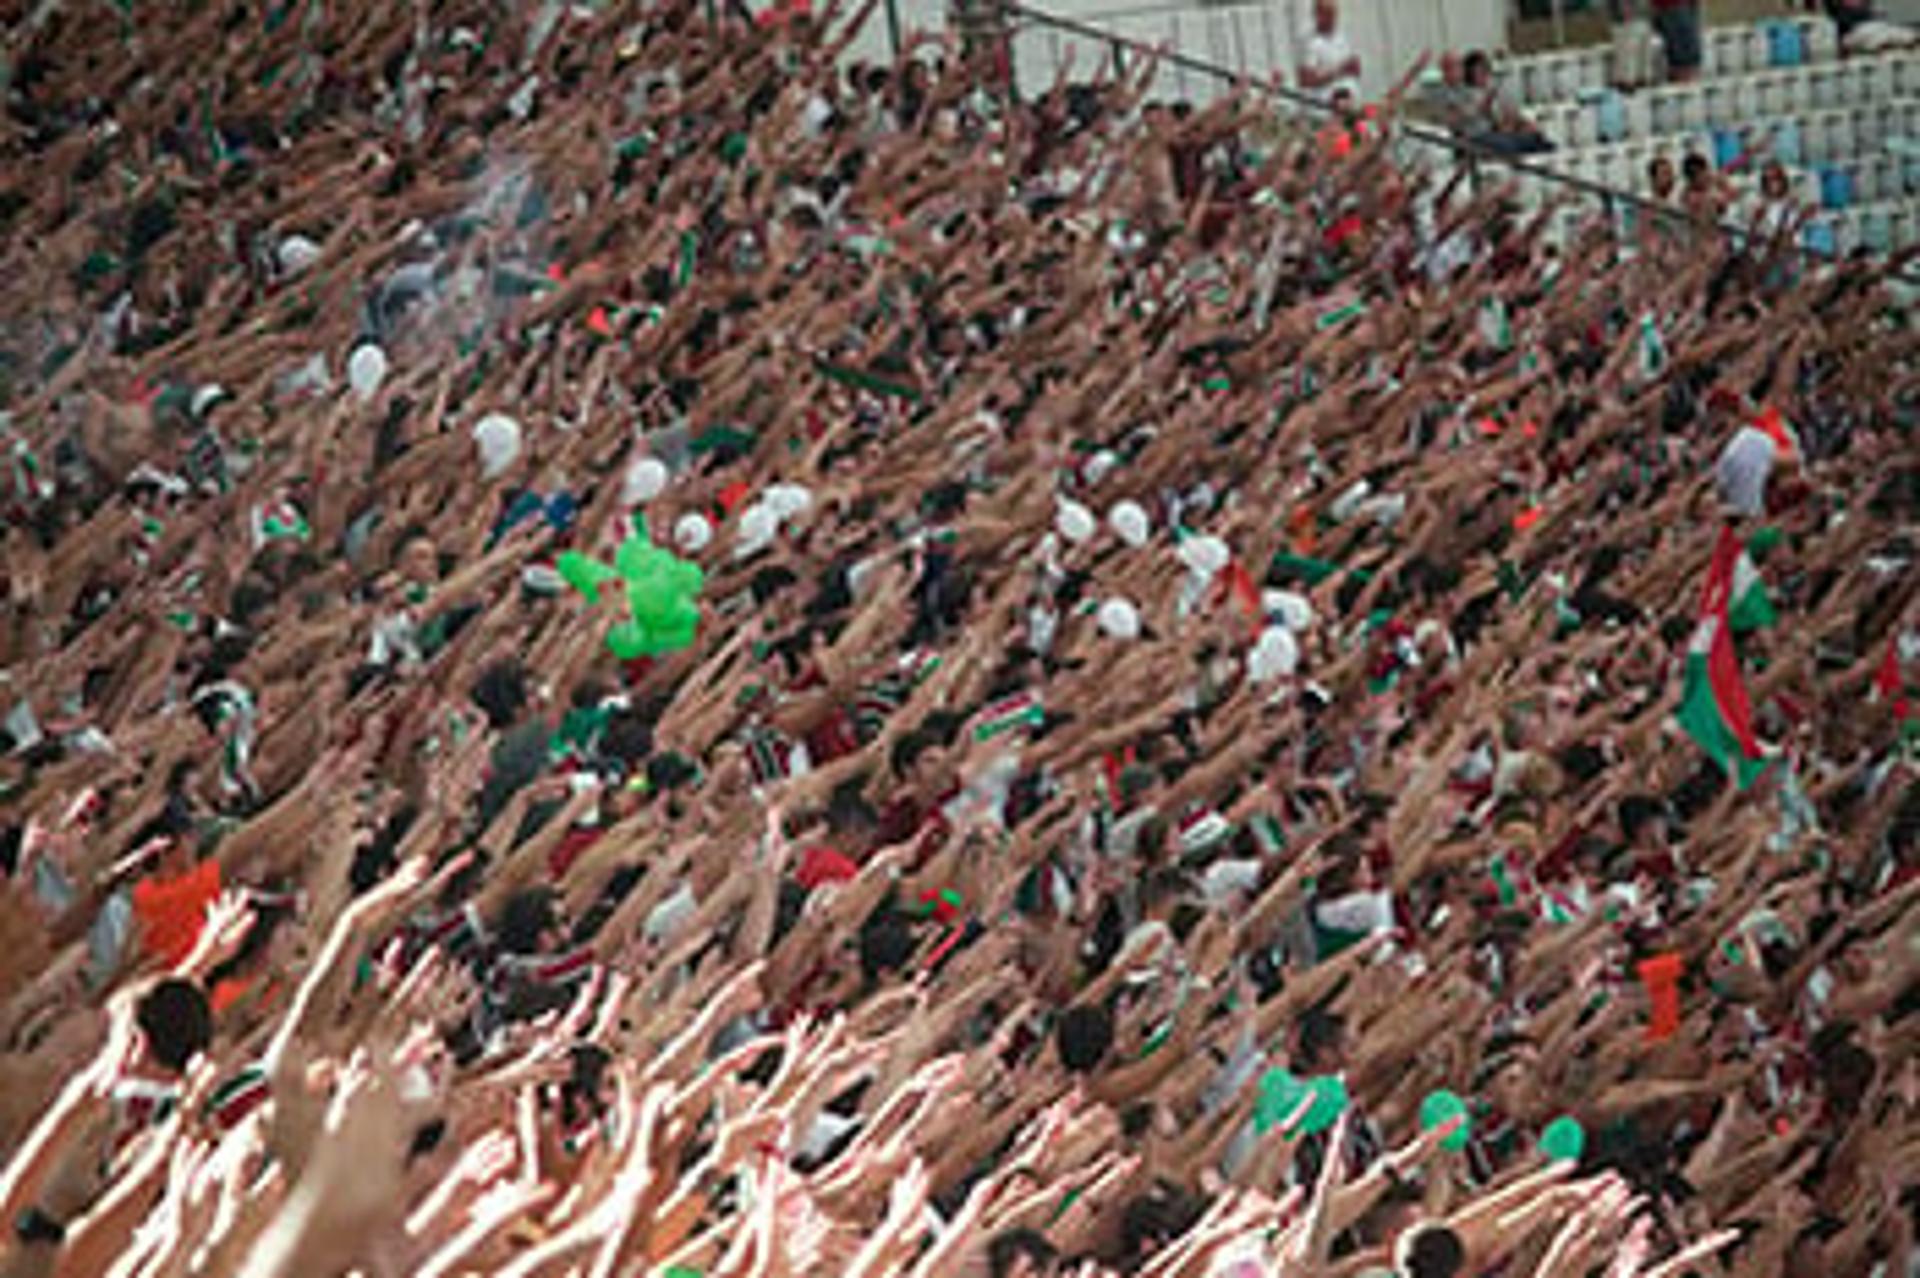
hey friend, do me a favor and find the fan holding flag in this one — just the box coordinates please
[1675,525,1771,790]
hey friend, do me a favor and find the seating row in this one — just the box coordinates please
[1504,16,1839,107]
[1529,52,1920,148]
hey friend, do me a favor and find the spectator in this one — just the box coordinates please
[1682,150,1732,225]
[1611,0,1658,90]
[1651,0,1703,82]
[1755,160,1803,239]
[1297,0,1362,103]
[1817,0,1920,53]
[1410,54,1479,135]
[1461,50,1553,155]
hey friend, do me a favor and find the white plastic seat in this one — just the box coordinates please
[1855,61,1886,107]
[1787,72,1813,114]
[1551,55,1576,102]
[1703,83,1731,128]
[1804,116,1833,165]
[1862,207,1893,254]
[1626,92,1653,141]
[1831,111,1859,160]
[1747,28,1770,76]
[1858,157,1884,203]
[1679,86,1706,130]
[1813,67,1839,111]
[1806,19,1839,66]
[1756,74,1785,117]
[1834,210,1862,256]
[1891,206,1917,252]
[1858,107,1886,149]
[1571,107,1599,149]
[1580,50,1607,94]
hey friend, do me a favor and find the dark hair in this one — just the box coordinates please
[858,909,916,984]
[1055,1003,1114,1074]
[987,1228,1058,1277]
[494,888,559,956]
[1617,795,1666,843]
[1402,1223,1467,1278]
[1297,1005,1347,1072]
[470,659,529,730]
[889,728,941,779]
[1119,1183,1203,1261]
[136,978,214,1073]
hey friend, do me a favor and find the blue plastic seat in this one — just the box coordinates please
[1802,218,1837,257]
[1712,128,1743,170]
[1818,166,1855,210]
[1766,21,1805,69]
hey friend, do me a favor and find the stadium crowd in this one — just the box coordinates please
[0,0,1915,1275]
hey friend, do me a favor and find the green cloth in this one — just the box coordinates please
[1269,551,1340,588]
[817,359,923,403]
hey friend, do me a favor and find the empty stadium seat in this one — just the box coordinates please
[1818,165,1855,210]
[1766,20,1805,69]
[1494,15,1920,256]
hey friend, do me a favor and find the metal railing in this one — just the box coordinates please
[1000,2,1919,276]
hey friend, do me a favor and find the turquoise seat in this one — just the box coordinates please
[1803,218,1837,257]
[1818,166,1854,210]
[1765,21,1805,69]
[1712,128,1743,170]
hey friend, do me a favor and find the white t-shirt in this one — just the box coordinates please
[1715,424,1782,517]
[1299,26,1360,102]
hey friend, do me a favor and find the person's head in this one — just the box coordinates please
[470,658,529,731]
[987,1228,1059,1278]
[1314,0,1339,35]
[398,533,439,589]
[1440,52,1464,86]
[1120,1183,1203,1262]
[495,887,563,956]
[1648,155,1676,200]
[890,728,949,793]
[1682,152,1711,190]
[857,908,916,985]
[1761,161,1790,200]
[1463,51,1492,89]
[1296,1005,1348,1072]
[1055,1002,1114,1074]
[135,978,214,1074]
[1474,1028,1551,1120]
[1395,1223,1467,1278]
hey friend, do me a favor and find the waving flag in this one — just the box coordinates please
[1676,526,1770,788]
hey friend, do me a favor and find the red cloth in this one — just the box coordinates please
[796,847,859,890]
[132,858,222,969]
[549,825,606,879]
[1637,952,1685,1042]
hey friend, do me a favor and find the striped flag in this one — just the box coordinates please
[973,690,1044,744]
[1676,526,1770,789]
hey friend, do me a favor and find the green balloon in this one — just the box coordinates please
[664,557,705,595]
[1254,1068,1308,1135]
[605,622,652,660]
[1420,1090,1471,1152]
[1539,1115,1585,1163]
[1297,1074,1349,1135]
[556,551,620,603]
[627,580,677,627]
